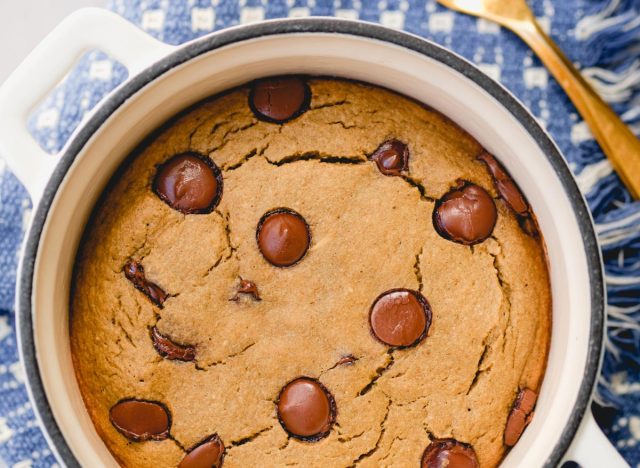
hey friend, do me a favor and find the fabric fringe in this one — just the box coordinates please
[576,0,640,67]
[593,193,640,407]
[583,59,640,103]
[574,0,640,408]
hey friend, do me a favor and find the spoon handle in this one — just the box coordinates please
[512,19,640,198]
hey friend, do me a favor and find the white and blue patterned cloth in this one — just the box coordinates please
[1,0,639,466]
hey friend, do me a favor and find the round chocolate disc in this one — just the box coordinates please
[369,289,431,347]
[421,439,479,468]
[179,434,225,468]
[433,183,497,245]
[370,140,409,176]
[109,399,170,441]
[249,76,310,123]
[153,153,222,214]
[257,209,310,267]
[276,377,336,440]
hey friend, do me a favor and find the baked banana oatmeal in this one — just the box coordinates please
[71,76,550,468]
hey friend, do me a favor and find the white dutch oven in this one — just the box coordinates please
[0,8,628,468]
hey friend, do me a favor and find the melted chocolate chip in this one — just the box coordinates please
[231,279,261,301]
[276,377,336,441]
[515,387,537,413]
[504,388,537,446]
[336,354,358,366]
[179,434,225,468]
[153,153,222,214]
[249,76,310,123]
[477,152,541,237]
[150,327,196,361]
[109,399,170,441]
[369,289,431,347]
[519,214,539,238]
[504,410,527,447]
[369,140,409,176]
[123,260,167,306]
[477,152,528,215]
[257,209,310,267]
[433,182,497,245]
[421,439,479,468]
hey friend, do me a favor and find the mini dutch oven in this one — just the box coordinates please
[0,8,626,467]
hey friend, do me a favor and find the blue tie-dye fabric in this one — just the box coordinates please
[0,0,639,466]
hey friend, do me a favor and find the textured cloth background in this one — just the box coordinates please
[0,0,639,466]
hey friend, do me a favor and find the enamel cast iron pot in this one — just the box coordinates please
[0,8,628,467]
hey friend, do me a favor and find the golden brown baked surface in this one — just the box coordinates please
[70,78,550,467]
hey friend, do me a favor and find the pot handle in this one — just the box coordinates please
[563,408,629,467]
[0,7,175,204]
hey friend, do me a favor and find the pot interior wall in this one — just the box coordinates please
[30,33,592,466]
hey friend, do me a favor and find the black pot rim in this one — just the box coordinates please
[16,17,604,467]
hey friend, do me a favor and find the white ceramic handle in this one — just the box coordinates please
[564,408,629,467]
[0,7,175,204]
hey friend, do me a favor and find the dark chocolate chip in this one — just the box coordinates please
[369,289,431,347]
[231,278,261,301]
[477,152,528,215]
[179,434,225,468]
[433,182,497,245]
[150,327,196,361]
[257,209,310,267]
[476,152,541,238]
[276,377,336,441]
[336,354,358,366]
[504,409,527,447]
[123,260,168,306]
[421,438,479,468]
[515,388,538,414]
[519,215,539,238]
[369,140,409,176]
[504,388,537,446]
[249,76,310,123]
[109,399,170,441]
[153,153,222,214]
